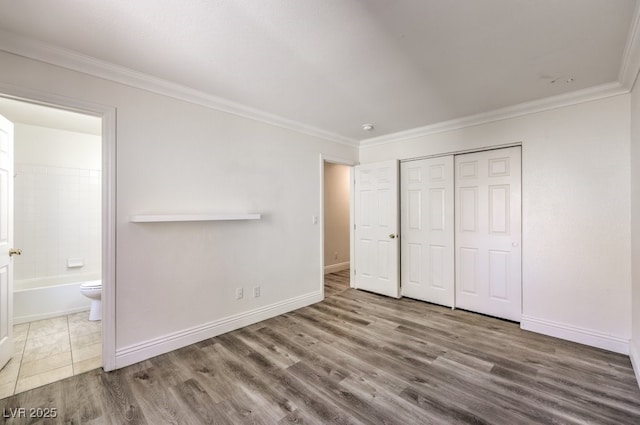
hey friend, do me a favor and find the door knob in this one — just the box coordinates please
[389,234,397,239]
[9,248,22,256]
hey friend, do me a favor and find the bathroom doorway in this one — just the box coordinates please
[0,97,104,397]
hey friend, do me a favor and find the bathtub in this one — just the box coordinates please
[13,275,99,324]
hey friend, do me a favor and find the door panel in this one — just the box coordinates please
[401,157,454,306]
[354,160,400,298]
[0,114,13,371]
[455,147,522,321]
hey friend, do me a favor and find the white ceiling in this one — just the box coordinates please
[0,0,637,143]
[0,97,101,135]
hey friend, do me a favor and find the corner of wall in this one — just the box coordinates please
[630,340,640,389]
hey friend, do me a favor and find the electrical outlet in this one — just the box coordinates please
[253,286,261,298]
[236,288,243,300]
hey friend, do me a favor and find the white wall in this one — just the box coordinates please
[13,124,101,284]
[324,162,350,273]
[361,95,632,353]
[0,50,357,365]
[631,84,640,377]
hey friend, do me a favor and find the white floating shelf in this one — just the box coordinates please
[130,213,261,223]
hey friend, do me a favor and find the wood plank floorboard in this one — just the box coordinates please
[1,269,640,424]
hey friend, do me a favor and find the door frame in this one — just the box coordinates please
[0,83,117,371]
[400,143,522,164]
[319,154,356,297]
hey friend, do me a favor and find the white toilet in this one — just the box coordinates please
[80,280,102,321]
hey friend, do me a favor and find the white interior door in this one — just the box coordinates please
[455,146,522,321]
[0,114,14,370]
[354,160,400,298]
[401,157,454,306]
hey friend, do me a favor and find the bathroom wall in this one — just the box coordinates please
[324,162,351,273]
[13,123,102,284]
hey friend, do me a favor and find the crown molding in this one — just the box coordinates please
[0,29,359,147]
[619,0,640,91]
[362,3,640,148]
[2,23,638,151]
[360,3,640,147]
[360,81,628,148]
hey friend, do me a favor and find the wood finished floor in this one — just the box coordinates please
[1,269,640,424]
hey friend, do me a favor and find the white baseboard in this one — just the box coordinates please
[520,315,629,355]
[324,261,350,274]
[115,290,323,369]
[630,341,640,389]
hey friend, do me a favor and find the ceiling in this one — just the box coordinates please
[0,0,637,143]
[0,97,101,135]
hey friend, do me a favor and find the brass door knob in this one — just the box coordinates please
[9,248,22,256]
[389,234,396,239]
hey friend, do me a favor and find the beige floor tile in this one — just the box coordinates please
[3,313,103,398]
[68,320,101,337]
[14,330,27,344]
[24,330,70,352]
[27,317,69,339]
[15,365,73,394]
[67,311,91,323]
[22,342,71,364]
[0,357,21,385]
[29,316,67,329]
[73,356,102,375]
[71,331,102,349]
[0,381,15,399]
[13,338,26,357]
[72,342,102,364]
[18,351,72,380]
[13,323,29,338]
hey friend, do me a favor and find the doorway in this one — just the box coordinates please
[0,95,112,397]
[322,158,354,297]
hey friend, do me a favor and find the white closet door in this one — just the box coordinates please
[455,146,522,321]
[401,157,454,306]
[354,160,400,298]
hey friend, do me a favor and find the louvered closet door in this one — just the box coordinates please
[455,147,522,321]
[401,156,454,306]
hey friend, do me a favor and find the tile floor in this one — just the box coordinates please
[0,311,102,399]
